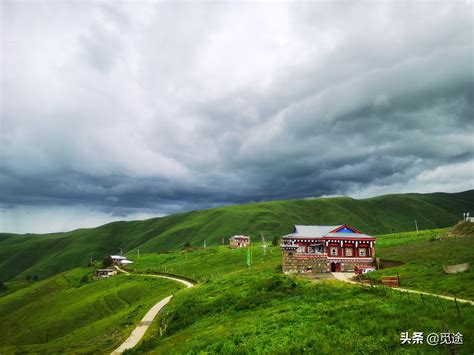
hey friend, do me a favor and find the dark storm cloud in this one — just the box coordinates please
[1,1,473,233]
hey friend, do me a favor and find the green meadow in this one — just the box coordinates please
[1,191,473,354]
[1,226,473,354]
[128,273,473,354]
[119,226,474,354]
[0,267,182,354]
[370,227,474,299]
[1,190,472,282]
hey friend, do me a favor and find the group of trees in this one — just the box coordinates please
[102,255,113,268]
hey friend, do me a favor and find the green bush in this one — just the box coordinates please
[80,274,89,284]
[102,256,113,268]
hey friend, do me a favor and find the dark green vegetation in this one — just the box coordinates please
[0,268,182,354]
[123,234,474,354]
[1,190,473,281]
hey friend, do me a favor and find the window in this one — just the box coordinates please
[330,247,338,256]
[359,248,366,256]
[345,248,353,256]
[297,246,305,253]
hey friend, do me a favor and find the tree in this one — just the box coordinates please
[80,274,89,284]
[102,255,113,268]
[183,241,191,249]
[272,236,280,247]
[32,275,38,282]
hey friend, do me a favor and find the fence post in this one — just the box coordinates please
[437,296,445,312]
[454,298,461,319]
[420,293,425,306]
[397,272,400,287]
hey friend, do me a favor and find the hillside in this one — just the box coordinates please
[1,190,473,282]
[0,268,182,354]
[1,229,473,354]
[124,229,473,354]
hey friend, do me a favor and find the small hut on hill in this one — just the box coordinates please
[229,235,251,248]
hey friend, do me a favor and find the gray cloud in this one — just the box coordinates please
[1,1,473,233]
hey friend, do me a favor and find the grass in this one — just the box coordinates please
[369,229,474,299]
[126,226,474,300]
[0,267,182,354]
[1,190,473,281]
[2,226,473,354]
[126,244,281,282]
[128,272,474,354]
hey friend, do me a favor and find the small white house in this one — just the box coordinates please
[94,268,117,279]
[110,255,133,266]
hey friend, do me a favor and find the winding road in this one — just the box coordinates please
[111,267,193,354]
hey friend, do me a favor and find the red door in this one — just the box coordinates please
[335,263,342,272]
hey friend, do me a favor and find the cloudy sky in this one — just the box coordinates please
[1,0,473,233]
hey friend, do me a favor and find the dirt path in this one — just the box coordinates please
[111,267,193,354]
[331,272,474,305]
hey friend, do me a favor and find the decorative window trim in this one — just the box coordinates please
[359,248,366,256]
[345,247,353,256]
[330,247,338,256]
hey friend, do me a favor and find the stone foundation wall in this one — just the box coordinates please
[282,251,329,274]
[282,250,375,274]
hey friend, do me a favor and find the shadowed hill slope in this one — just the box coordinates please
[1,190,473,281]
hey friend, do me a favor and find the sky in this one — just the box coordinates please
[1,0,473,234]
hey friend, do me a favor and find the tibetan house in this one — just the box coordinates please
[229,235,251,248]
[281,225,376,274]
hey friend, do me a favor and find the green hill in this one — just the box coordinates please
[0,267,182,354]
[1,228,473,354]
[124,229,474,354]
[1,190,473,282]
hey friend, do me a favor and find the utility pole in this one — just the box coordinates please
[204,240,206,249]
[137,249,140,259]
[414,220,419,235]
[222,237,224,245]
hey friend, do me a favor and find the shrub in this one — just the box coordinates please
[272,236,280,246]
[80,274,89,284]
[102,256,113,268]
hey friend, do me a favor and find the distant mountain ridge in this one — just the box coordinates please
[0,190,473,281]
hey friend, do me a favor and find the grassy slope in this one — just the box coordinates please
[2,228,473,354]
[0,268,182,354]
[130,275,474,354]
[123,234,474,354]
[1,190,473,282]
[371,228,474,299]
[127,226,474,299]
